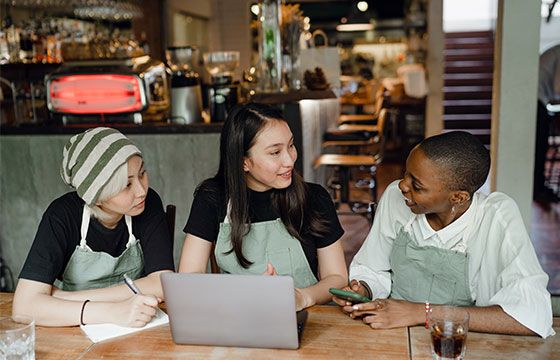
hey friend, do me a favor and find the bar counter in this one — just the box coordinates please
[0,122,223,135]
[0,293,558,359]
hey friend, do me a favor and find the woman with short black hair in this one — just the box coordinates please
[334,131,554,338]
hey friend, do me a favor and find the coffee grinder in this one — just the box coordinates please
[166,46,203,124]
[203,51,240,122]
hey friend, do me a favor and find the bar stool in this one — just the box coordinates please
[323,86,388,152]
[315,108,390,219]
[338,113,376,125]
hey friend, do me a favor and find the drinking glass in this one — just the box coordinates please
[428,306,469,360]
[0,316,35,360]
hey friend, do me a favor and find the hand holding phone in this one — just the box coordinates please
[329,288,371,304]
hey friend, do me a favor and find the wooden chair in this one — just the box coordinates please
[315,108,391,220]
[165,204,176,242]
[325,90,386,150]
[338,113,376,125]
[167,204,220,273]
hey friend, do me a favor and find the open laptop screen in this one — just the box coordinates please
[161,273,302,349]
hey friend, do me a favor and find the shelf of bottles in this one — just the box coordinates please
[0,17,147,64]
[0,15,150,126]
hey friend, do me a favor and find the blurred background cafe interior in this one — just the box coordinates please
[0,0,559,309]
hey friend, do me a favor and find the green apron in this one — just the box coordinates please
[59,206,145,291]
[214,202,318,289]
[388,215,474,306]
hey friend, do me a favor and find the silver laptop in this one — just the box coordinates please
[161,272,307,349]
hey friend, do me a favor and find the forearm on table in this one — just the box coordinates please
[13,291,119,327]
[414,303,536,336]
[460,305,537,336]
[52,270,171,302]
[382,302,537,335]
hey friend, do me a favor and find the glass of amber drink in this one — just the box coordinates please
[429,306,469,360]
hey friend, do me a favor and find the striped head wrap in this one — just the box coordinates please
[61,127,142,206]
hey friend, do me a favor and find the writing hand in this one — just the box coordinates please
[113,294,159,328]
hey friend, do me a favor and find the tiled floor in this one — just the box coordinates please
[336,162,560,295]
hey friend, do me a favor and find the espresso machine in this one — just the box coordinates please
[45,55,169,124]
[166,46,203,124]
[203,51,240,122]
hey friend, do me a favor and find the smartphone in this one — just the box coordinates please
[329,288,371,304]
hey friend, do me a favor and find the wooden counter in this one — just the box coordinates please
[0,122,223,135]
[1,293,558,359]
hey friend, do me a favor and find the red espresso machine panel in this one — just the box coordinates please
[48,74,146,114]
[45,56,169,124]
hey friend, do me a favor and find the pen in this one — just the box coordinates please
[123,273,142,295]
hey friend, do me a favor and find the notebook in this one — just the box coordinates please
[161,272,307,349]
[80,307,169,343]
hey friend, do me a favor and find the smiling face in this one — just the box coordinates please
[243,120,297,192]
[97,155,148,222]
[398,147,455,216]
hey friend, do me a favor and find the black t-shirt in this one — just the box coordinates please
[184,180,344,277]
[19,188,175,285]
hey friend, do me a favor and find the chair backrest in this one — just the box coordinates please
[167,203,219,273]
[165,204,176,242]
[373,85,386,116]
[373,108,391,163]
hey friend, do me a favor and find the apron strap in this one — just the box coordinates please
[79,206,91,248]
[124,215,137,248]
[80,207,137,248]
[223,199,232,224]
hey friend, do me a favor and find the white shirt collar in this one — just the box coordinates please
[417,194,478,245]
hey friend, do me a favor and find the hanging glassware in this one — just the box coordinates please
[258,0,282,93]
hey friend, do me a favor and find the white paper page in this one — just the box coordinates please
[80,308,169,343]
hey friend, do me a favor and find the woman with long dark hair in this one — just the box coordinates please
[179,103,347,310]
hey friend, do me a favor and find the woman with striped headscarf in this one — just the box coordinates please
[12,127,174,327]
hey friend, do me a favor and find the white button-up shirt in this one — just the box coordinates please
[350,181,554,338]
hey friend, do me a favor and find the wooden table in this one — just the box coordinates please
[1,293,558,359]
[0,293,407,359]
